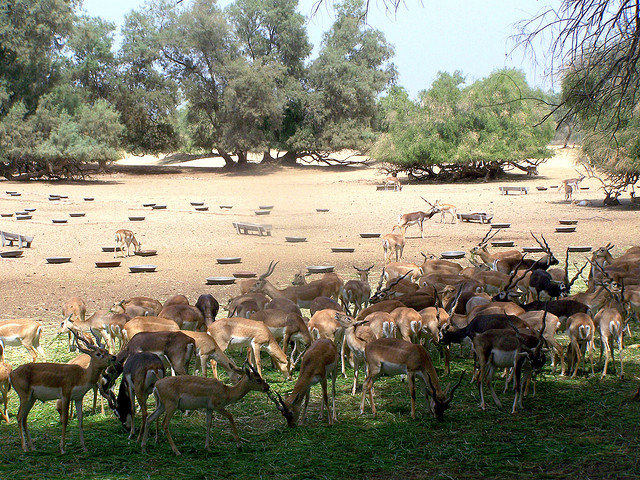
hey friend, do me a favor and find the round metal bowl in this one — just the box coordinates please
[129,216,145,221]
[69,212,85,217]
[152,205,167,210]
[129,264,157,273]
[490,223,511,229]
[0,213,13,217]
[233,271,257,278]
[95,261,121,268]
[316,208,330,212]
[135,249,157,257]
[0,250,23,258]
[24,208,36,212]
[556,226,577,233]
[259,205,274,210]
[102,246,123,252]
[285,236,307,243]
[216,257,242,264]
[360,232,381,238]
[559,219,578,225]
[52,219,68,224]
[16,215,31,220]
[206,276,236,285]
[84,197,94,201]
[5,191,17,194]
[191,201,205,206]
[440,251,466,259]
[522,246,545,253]
[255,210,271,215]
[46,257,71,264]
[9,192,21,196]
[331,247,355,253]
[48,197,59,201]
[15,211,28,215]
[143,203,156,207]
[491,241,515,247]
[307,265,335,274]
[195,206,209,211]
[536,186,548,191]
[568,245,592,252]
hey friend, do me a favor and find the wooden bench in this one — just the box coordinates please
[1,230,34,248]
[499,186,529,195]
[232,222,272,236]
[457,212,494,224]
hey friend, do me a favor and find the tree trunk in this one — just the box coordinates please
[236,150,247,166]
[261,150,275,163]
[217,149,235,168]
[279,151,298,165]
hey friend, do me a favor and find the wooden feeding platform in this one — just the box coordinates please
[522,246,545,253]
[499,186,529,195]
[568,245,592,252]
[490,223,511,229]
[457,212,493,224]
[232,222,272,236]
[1,231,33,248]
[556,226,577,233]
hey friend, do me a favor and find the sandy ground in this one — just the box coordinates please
[1,146,638,339]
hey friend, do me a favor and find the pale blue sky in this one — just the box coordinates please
[80,0,558,97]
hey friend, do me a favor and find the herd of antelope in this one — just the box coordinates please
[1,192,640,454]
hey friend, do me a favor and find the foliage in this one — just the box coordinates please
[372,69,554,180]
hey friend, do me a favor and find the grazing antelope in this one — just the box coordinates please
[335,312,375,395]
[565,313,595,377]
[163,295,189,309]
[470,229,522,273]
[122,316,180,344]
[307,308,347,377]
[0,360,11,423]
[112,296,163,317]
[59,313,117,353]
[141,363,269,455]
[362,311,396,339]
[277,339,338,426]
[435,200,458,224]
[383,173,402,191]
[62,297,86,351]
[382,225,406,264]
[0,319,45,362]
[208,317,290,380]
[114,229,141,257]
[361,337,464,420]
[116,331,195,377]
[518,311,565,375]
[249,309,311,366]
[338,265,374,316]
[10,332,115,453]
[310,296,343,316]
[179,330,240,380]
[158,304,206,331]
[195,294,220,327]
[389,307,424,343]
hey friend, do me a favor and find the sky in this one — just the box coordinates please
[80,0,559,98]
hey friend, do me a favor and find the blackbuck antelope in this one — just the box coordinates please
[0,360,11,423]
[251,261,338,309]
[141,363,269,455]
[397,201,438,238]
[471,229,523,273]
[122,316,180,343]
[249,309,311,367]
[383,173,402,191]
[62,297,86,351]
[434,200,458,224]
[158,304,206,331]
[116,331,195,376]
[276,338,338,426]
[473,324,546,414]
[382,226,406,264]
[59,313,117,354]
[114,229,141,257]
[560,172,585,201]
[178,331,240,380]
[208,317,291,380]
[361,338,464,420]
[112,296,163,317]
[10,331,115,453]
[307,309,347,377]
[195,294,220,327]
[106,352,166,440]
[0,318,45,362]
[565,313,595,377]
[335,312,374,395]
[55,354,106,417]
[338,265,374,316]
[163,295,189,309]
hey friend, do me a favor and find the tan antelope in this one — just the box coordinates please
[158,304,206,331]
[397,201,438,238]
[122,316,180,344]
[114,229,141,257]
[141,363,269,455]
[593,307,625,379]
[116,331,195,376]
[435,200,458,224]
[560,171,585,201]
[277,338,338,426]
[249,309,311,366]
[10,332,115,453]
[0,360,11,423]
[360,337,464,420]
[335,312,377,395]
[251,261,337,309]
[470,229,523,273]
[207,317,290,380]
[112,296,163,317]
[178,330,239,380]
[55,354,106,417]
[62,297,86,351]
[565,313,595,377]
[382,225,406,264]
[307,308,347,377]
[59,313,117,354]
[338,265,374,316]
[291,271,344,300]
[0,319,45,362]
[389,307,424,343]
[383,173,402,191]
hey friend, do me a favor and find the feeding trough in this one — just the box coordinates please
[259,205,274,210]
[46,257,71,264]
[581,187,590,190]
[316,208,330,213]
[220,205,233,209]
[135,249,157,257]
[195,206,209,211]
[143,203,156,207]
[0,213,13,218]
[0,250,23,258]
[286,236,307,243]
[233,271,257,278]
[152,205,167,210]
[102,246,123,252]
[440,251,466,259]
[95,261,121,268]
[206,276,236,285]
[559,219,578,225]
[16,211,28,216]
[84,197,94,201]
[5,191,17,195]
[307,265,335,274]
[191,201,205,206]
[360,232,381,238]
[491,241,514,247]
[556,226,577,233]
[217,257,242,264]
[24,208,36,212]
[568,245,592,253]
[522,246,545,253]
[331,247,355,253]
[16,215,31,220]
[69,213,85,217]
[490,223,511,229]
[129,216,145,221]
[52,219,68,224]
[550,185,558,189]
[9,193,21,197]
[255,210,271,215]
[130,264,157,273]
[536,186,548,191]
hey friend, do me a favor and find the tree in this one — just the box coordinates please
[372,69,554,180]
